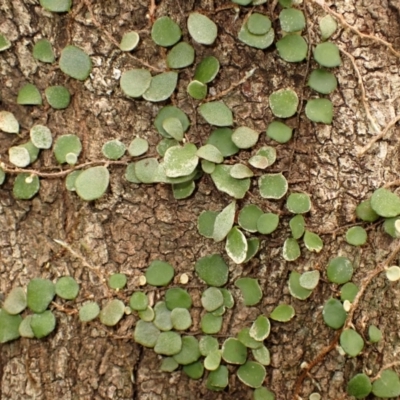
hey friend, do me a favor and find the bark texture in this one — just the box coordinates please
[1,0,400,399]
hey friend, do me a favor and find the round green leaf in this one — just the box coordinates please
[40,0,71,12]
[30,125,52,149]
[269,304,295,322]
[45,85,71,109]
[368,325,382,343]
[269,88,298,118]
[289,215,305,239]
[75,166,109,201]
[143,71,178,102]
[286,193,311,213]
[197,210,218,239]
[247,13,271,35]
[27,278,55,313]
[55,276,79,300]
[201,287,224,312]
[340,328,364,357]
[194,56,220,83]
[206,365,229,391]
[151,16,181,47]
[372,370,400,398]
[237,361,266,389]
[371,188,400,217]
[248,155,269,170]
[171,308,192,331]
[164,143,198,178]
[238,327,263,349]
[162,117,184,141]
[304,231,323,253]
[183,361,204,380]
[100,299,125,326]
[211,165,251,198]
[327,256,353,284]
[165,288,192,310]
[356,199,379,222]
[9,146,31,168]
[128,137,148,157]
[259,173,288,199]
[276,34,308,62]
[299,270,320,290]
[54,134,82,164]
[252,346,271,367]
[120,69,152,98]
[133,320,160,348]
[305,98,333,124]
[199,101,233,126]
[279,9,305,32]
[283,238,301,261]
[340,282,359,302]
[33,39,55,63]
[79,301,100,322]
[188,12,217,45]
[319,15,337,41]
[0,111,19,133]
[347,373,372,399]
[199,335,219,356]
[238,23,274,49]
[157,138,179,157]
[195,254,228,287]
[119,31,140,51]
[266,121,293,143]
[124,163,140,183]
[235,277,262,306]
[207,127,239,156]
[138,306,155,322]
[288,271,313,300]
[250,315,271,341]
[0,310,21,343]
[232,126,259,149]
[160,357,179,372]
[108,273,127,290]
[322,298,346,329]
[345,226,367,246]
[226,227,248,264]
[239,204,263,233]
[3,287,27,315]
[257,213,279,235]
[187,80,208,100]
[17,83,42,105]
[314,42,341,67]
[308,69,337,94]
[196,144,223,164]
[59,45,92,80]
[30,310,56,339]
[201,313,223,334]
[102,139,126,160]
[167,42,195,69]
[146,260,174,286]
[155,106,190,138]
[204,349,222,371]
[129,292,148,311]
[222,338,247,365]
[19,315,35,338]
[173,336,200,365]
[253,387,275,400]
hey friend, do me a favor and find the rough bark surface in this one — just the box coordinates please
[1,0,400,399]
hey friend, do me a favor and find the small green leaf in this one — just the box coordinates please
[279,9,305,32]
[102,140,126,160]
[259,173,288,199]
[128,137,148,157]
[133,320,160,348]
[340,328,364,357]
[0,34,11,51]
[197,210,218,239]
[221,288,235,309]
[286,193,311,213]
[371,188,400,218]
[0,310,21,343]
[283,238,301,261]
[3,287,27,315]
[299,270,320,290]
[129,292,148,311]
[356,199,379,222]
[29,125,52,150]
[162,117,184,141]
[250,315,271,341]
[99,299,125,326]
[120,69,152,98]
[237,327,263,349]
[134,158,159,183]
[340,282,359,302]
[345,226,367,246]
[304,231,323,253]
[237,361,266,388]
[155,106,190,138]
[199,335,219,356]
[266,121,293,143]
[327,256,353,284]
[207,127,239,157]
[269,304,295,322]
[230,163,254,178]
[288,271,313,300]
[143,72,178,102]
[226,227,248,264]
[79,302,100,322]
[347,373,372,399]
[319,15,337,40]
[108,273,127,290]
[322,298,346,329]
[146,260,175,286]
[201,287,224,312]
[171,308,192,330]
[204,349,222,371]
[276,34,308,62]
[0,111,19,133]
[27,278,55,313]
[307,69,337,94]
[183,361,204,380]
[213,201,236,242]
[9,146,31,168]
[195,254,229,287]
[160,357,179,372]
[173,336,200,365]
[119,31,140,51]
[151,16,181,47]
[167,42,195,69]
[54,134,82,164]
[239,204,263,233]
[289,215,305,239]
[232,126,259,149]
[201,313,223,334]
[244,237,260,262]
[253,387,275,400]
[164,143,198,178]
[238,23,274,50]
[314,42,341,67]
[17,83,42,105]
[305,98,333,124]
[75,166,109,201]
[257,213,279,235]
[55,276,79,300]
[222,337,247,365]
[199,101,233,126]
[187,12,218,45]
[247,13,271,35]
[252,346,271,366]
[59,45,92,80]
[30,310,56,338]
[40,0,71,12]
[194,56,220,83]
[196,144,223,164]
[368,325,382,343]
[372,370,400,398]
[235,277,262,306]
[19,316,34,338]
[206,365,229,391]
[187,80,208,100]
[269,88,298,118]
[33,39,55,63]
